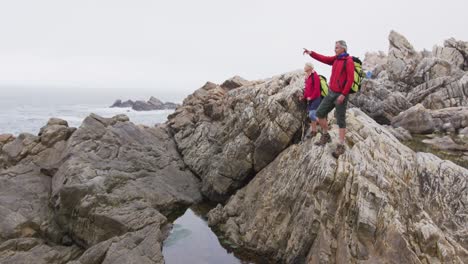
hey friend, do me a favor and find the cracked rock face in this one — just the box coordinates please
[0,115,202,264]
[392,104,468,134]
[167,71,306,201]
[351,31,467,125]
[208,108,468,263]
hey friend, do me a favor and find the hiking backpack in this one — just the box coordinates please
[343,56,364,93]
[318,75,329,98]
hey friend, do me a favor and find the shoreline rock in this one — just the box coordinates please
[110,96,180,111]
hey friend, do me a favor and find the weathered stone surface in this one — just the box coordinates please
[422,135,468,151]
[392,104,468,134]
[0,238,82,264]
[208,108,468,263]
[70,224,165,264]
[0,113,202,263]
[220,75,250,90]
[383,125,413,141]
[387,30,422,85]
[50,114,202,247]
[351,31,467,129]
[167,71,305,201]
[0,164,52,242]
[111,97,179,111]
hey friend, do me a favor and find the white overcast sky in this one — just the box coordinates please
[0,0,466,101]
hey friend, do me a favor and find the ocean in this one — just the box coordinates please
[0,94,177,136]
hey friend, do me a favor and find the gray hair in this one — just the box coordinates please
[304,62,314,70]
[336,40,348,51]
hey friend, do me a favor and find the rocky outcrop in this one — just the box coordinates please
[208,108,468,263]
[111,96,180,111]
[220,75,250,90]
[351,31,467,126]
[422,136,468,151]
[392,104,468,134]
[0,115,202,263]
[1,32,467,264]
[0,238,82,264]
[167,72,305,201]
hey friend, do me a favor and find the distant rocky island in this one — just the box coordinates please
[110,96,180,111]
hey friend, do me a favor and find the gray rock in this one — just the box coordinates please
[387,30,422,85]
[351,32,468,125]
[50,114,202,247]
[433,45,465,69]
[392,104,468,134]
[110,99,134,108]
[132,100,156,111]
[0,238,82,264]
[0,164,52,241]
[208,108,468,263]
[148,96,164,109]
[459,127,468,136]
[46,118,68,127]
[220,75,250,90]
[162,102,179,109]
[168,71,306,201]
[383,125,413,141]
[422,136,468,151]
[71,224,165,264]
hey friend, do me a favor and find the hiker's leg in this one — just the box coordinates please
[311,121,317,132]
[318,118,328,133]
[334,93,349,133]
[315,92,338,145]
[338,128,346,144]
[308,109,318,132]
[316,94,336,133]
[333,94,349,157]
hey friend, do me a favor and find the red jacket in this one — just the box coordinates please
[310,51,354,96]
[303,71,321,100]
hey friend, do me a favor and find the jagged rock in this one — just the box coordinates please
[2,133,41,165]
[387,30,422,85]
[444,38,468,70]
[460,127,468,136]
[162,102,179,109]
[421,73,468,109]
[112,97,178,111]
[433,45,465,69]
[352,32,467,125]
[220,75,250,90]
[383,125,413,141]
[70,224,165,264]
[392,104,468,134]
[0,134,14,151]
[422,136,468,151]
[148,96,164,109]
[0,164,52,242]
[110,99,134,108]
[132,100,155,111]
[351,79,412,124]
[167,72,306,201]
[46,118,68,127]
[0,238,82,264]
[50,114,202,247]
[208,108,468,263]
[0,113,202,262]
[38,119,76,147]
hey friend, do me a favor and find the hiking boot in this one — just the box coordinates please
[315,133,331,146]
[332,144,346,158]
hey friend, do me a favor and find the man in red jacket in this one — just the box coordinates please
[303,40,354,158]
